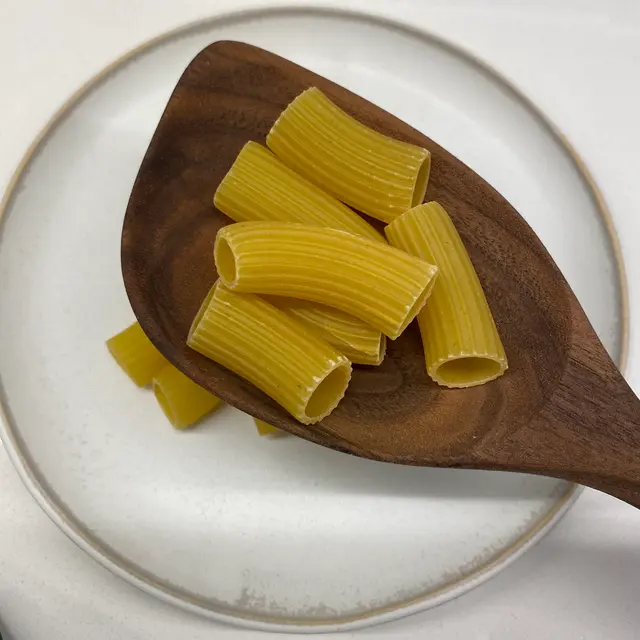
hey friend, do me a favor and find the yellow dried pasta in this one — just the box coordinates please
[214,141,383,243]
[385,202,507,387]
[188,283,351,425]
[215,140,386,364]
[267,87,430,223]
[106,321,168,387]
[269,298,386,365]
[214,222,438,340]
[254,418,284,437]
[153,365,223,429]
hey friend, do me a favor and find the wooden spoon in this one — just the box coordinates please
[122,41,640,507]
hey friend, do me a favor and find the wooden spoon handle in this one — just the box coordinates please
[478,310,640,508]
[543,363,640,508]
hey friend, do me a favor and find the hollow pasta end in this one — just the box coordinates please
[302,361,352,424]
[431,355,507,388]
[214,235,238,287]
[411,152,431,208]
[153,378,179,427]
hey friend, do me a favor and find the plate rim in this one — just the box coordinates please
[0,5,628,633]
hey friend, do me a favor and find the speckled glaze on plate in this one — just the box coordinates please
[0,7,627,633]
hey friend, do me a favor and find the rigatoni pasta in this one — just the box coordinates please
[254,418,283,437]
[153,365,223,429]
[125,87,509,429]
[107,322,168,386]
[187,283,352,424]
[267,87,430,223]
[270,298,386,365]
[214,141,386,364]
[385,202,507,387]
[214,222,438,339]
[214,141,383,243]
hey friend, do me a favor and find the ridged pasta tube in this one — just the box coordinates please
[385,202,507,387]
[214,141,386,361]
[214,222,438,340]
[267,87,431,223]
[269,298,386,366]
[214,141,383,243]
[187,283,352,424]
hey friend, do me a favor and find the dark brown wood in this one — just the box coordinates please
[122,41,640,508]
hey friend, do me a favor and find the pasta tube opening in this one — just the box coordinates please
[305,364,352,421]
[399,274,437,337]
[372,335,387,366]
[433,355,504,388]
[154,383,175,423]
[412,155,431,208]
[214,235,237,286]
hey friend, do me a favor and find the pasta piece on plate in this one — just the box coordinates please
[153,365,223,429]
[254,418,284,437]
[106,321,168,387]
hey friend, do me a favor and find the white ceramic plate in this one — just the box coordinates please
[0,7,627,634]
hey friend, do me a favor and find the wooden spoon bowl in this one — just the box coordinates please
[122,41,640,507]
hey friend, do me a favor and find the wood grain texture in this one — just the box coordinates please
[122,41,640,507]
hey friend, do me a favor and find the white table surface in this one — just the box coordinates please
[1,0,640,638]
